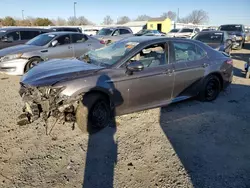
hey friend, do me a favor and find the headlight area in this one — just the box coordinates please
[235,36,243,41]
[0,53,23,62]
[17,85,82,126]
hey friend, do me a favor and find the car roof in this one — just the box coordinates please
[219,24,243,26]
[41,31,83,35]
[0,27,51,32]
[102,26,131,30]
[122,36,200,43]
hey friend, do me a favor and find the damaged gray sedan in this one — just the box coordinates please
[18,36,233,132]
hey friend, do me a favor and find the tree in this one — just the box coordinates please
[117,16,130,24]
[135,15,151,21]
[77,16,92,25]
[103,15,113,25]
[26,16,36,26]
[16,19,32,26]
[55,17,67,26]
[161,11,177,20]
[2,16,16,26]
[180,9,209,24]
[67,16,78,26]
[0,18,2,26]
[33,18,53,26]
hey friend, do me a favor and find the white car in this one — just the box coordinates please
[171,28,200,38]
[166,29,180,37]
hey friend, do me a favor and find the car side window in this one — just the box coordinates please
[6,31,20,41]
[20,31,40,40]
[112,29,120,36]
[72,34,88,43]
[119,29,131,35]
[55,34,71,46]
[127,43,168,68]
[173,42,204,63]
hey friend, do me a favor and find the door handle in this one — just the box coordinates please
[68,46,72,49]
[202,63,208,68]
[164,69,174,75]
[87,44,91,46]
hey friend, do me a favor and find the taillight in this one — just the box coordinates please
[100,40,105,44]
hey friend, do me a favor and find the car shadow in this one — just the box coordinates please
[233,66,246,78]
[82,74,123,188]
[159,83,250,187]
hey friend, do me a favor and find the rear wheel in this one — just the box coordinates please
[76,93,111,133]
[198,75,221,102]
[25,57,42,73]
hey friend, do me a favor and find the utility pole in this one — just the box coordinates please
[74,2,77,19]
[177,8,179,22]
[22,10,24,20]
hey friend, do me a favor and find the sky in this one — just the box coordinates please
[0,0,249,26]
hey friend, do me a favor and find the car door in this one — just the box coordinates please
[0,31,22,49]
[115,41,175,114]
[71,33,90,57]
[170,41,207,98]
[46,34,74,59]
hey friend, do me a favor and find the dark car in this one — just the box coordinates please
[218,24,246,49]
[50,27,82,33]
[0,27,52,50]
[192,31,233,55]
[135,29,165,36]
[18,37,233,132]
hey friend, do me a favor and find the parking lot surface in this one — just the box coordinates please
[0,44,250,188]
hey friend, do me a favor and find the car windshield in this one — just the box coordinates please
[80,40,139,66]
[26,34,56,46]
[169,29,179,33]
[219,25,243,32]
[96,28,113,36]
[193,32,223,43]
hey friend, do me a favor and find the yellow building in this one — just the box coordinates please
[147,18,172,33]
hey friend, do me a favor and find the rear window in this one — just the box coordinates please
[96,28,113,36]
[180,28,193,33]
[170,29,179,33]
[219,25,243,32]
[193,32,223,43]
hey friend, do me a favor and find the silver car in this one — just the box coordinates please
[93,26,133,44]
[0,32,104,75]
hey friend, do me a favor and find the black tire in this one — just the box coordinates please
[198,75,221,102]
[25,57,42,73]
[76,93,111,133]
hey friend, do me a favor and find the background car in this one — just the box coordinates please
[0,32,104,75]
[0,27,53,50]
[172,28,200,38]
[166,28,180,37]
[83,29,99,36]
[201,28,216,31]
[49,27,82,33]
[93,26,133,44]
[135,29,166,36]
[192,31,233,55]
[18,37,233,132]
[218,24,246,49]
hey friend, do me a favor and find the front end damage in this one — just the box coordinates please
[17,84,82,126]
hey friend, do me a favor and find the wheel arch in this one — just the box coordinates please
[205,72,223,90]
[24,56,43,73]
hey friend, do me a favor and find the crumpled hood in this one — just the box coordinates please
[21,58,103,87]
[0,44,44,57]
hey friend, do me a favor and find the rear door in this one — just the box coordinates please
[46,34,74,59]
[170,41,208,98]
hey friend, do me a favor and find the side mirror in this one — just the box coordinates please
[126,61,144,75]
[51,40,58,47]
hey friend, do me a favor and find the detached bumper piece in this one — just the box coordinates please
[17,85,80,126]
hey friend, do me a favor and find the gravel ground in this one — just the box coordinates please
[0,44,250,188]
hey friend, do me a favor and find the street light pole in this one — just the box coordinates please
[74,2,77,19]
[22,10,24,20]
